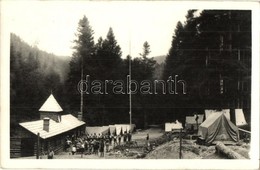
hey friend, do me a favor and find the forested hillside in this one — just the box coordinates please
[10,10,251,131]
[10,33,70,132]
[66,16,157,126]
[162,10,251,122]
[11,34,70,82]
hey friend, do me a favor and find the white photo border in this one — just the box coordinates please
[1,1,259,169]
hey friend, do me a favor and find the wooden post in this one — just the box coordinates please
[36,133,40,159]
[179,128,182,159]
[196,119,198,132]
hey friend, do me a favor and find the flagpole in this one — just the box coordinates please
[129,55,132,126]
[80,55,84,121]
[129,27,132,126]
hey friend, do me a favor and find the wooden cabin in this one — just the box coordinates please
[11,94,85,158]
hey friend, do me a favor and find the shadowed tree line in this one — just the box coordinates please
[10,34,70,135]
[10,10,251,134]
[162,10,251,125]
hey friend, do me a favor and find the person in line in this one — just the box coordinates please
[93,139,99,155]
[71,145,76,155]
[91,139,95,154]
[99,139,105,157]
[105,138,110,152]
[80,142,84,158]
[128,131,132,142]
[146,133,149,147]
[113,135,118,147]
[48,149,54,159]
[123,131,127,144]
[118,135,121,145]
[84,140,89,155]
[109,135,113,145]
[88,139,92,154]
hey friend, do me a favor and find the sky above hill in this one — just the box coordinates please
[3,1,251,58]
[3,1,189,58]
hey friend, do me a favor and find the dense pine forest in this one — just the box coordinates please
[10,10,251,136]
[10,34,70,133]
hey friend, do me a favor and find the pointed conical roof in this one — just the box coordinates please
[39,94,63,112]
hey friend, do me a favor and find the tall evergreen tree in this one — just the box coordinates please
[162,10,251,120]
[139,41,151,58]
[163,21,185,80]
[137,41,156,80]
[67,15,96,119]
[96,27,122,79]
[67,24,126,125]
[93,27,125,125]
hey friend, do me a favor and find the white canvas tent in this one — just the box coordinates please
[108,125,116,135]
[85,126,101,135]
[185,114,204,130]
[235,109,247,126]
[114,124,136,135]
[165,120,183,132]
[86,124,135,136]
[198,113,239,144]
[121,124,129,133]
[114,125,123,135]
[124,124,136,132]
[101,126,110,134]
[205,109,230,120]
[85,126,109,135]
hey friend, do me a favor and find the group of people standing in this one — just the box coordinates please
[64,131,132,157]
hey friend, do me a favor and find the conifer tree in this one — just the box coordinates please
[139,41,151,58]
[96,27,122,79]
[162,10,251,112]
[67,15,95,118]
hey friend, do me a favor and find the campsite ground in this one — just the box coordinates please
[25,128,249,159]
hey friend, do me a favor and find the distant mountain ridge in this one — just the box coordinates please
[152,55,166,79]
[153,55,166,64]
[11,33,70,82]
[10,33,166,82]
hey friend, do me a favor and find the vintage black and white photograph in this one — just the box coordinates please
[1,0,259,169]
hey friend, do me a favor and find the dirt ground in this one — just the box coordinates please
[18,128,250,159]
[145,139,223,159]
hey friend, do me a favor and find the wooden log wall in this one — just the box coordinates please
[10,138,21,158]
[11,125,85,158]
